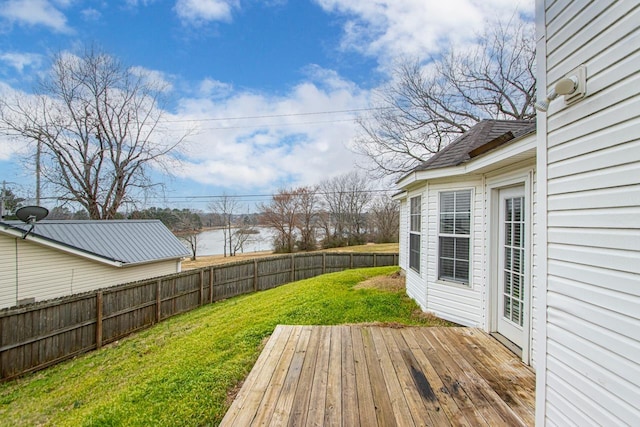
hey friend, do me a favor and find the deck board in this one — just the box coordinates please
[220,326,536,427]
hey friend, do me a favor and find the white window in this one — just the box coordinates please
[438,190,471,285]
[409,196,421,272]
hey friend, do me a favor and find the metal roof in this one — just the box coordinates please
[0,220,190,265]
[411,119,536,173]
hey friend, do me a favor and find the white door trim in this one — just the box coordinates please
[486,173,533,365]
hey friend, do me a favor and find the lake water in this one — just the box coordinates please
[195,227,275,256]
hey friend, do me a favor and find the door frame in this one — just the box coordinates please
[486,171,533,365]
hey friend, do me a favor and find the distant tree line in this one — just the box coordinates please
[2,170,398,258]
[259,171,399,254]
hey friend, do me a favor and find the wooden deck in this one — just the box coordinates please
[220,325,536,426]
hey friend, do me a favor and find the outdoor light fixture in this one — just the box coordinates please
[535,65,587,112]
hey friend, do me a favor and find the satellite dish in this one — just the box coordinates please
[16,205,49,224]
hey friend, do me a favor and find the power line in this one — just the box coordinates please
[196,118,357,131]
[162,107,389,124]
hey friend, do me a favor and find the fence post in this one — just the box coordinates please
[374,253,377,267]
[199,270,204,306]
[290,254,295,282]
[253,259,258,292]
[209,266,214,303]
[96,291,103,350]
[322,253,326,274]
[350,253,354,269]
[156,279,162,323]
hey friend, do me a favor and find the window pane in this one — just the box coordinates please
[454,260,469,282]
[454,213,471,234]
[513,197,522,221]
[455,237,469,260]
[440,192,454,213]
[409,233,420,272]
[440,258,454,280]
[440,213,454,234]
[514,223,522,247]
[456,191,471,213]
[440,236,454,258]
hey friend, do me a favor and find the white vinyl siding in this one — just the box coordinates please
[0,236,180,309]
[426,179,483,327]
[537,1,640,425]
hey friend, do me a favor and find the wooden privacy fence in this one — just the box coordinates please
[0,252,398,381]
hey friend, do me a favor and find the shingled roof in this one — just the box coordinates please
[0,220,189,265]
[412,119,536,173]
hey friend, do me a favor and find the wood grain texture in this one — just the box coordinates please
[221,326,536,426]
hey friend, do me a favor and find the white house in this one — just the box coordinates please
[534,0,639,425]
[397,1,639,424]
[395,119,538,366]
[0,220,190,309]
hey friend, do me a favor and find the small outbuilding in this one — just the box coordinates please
[0,219,190,309]
[395,119,537,366]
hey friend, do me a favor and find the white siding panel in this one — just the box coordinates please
[548,243,639,274]
[548,3,639,82]
[405,269,426,311]
[545,364,627,426]
[548,95,639,149]
[548,206,640,229]
[548,259,637,295]
[0,236,179,309]
[548,184,640,210]
[0,237,16,308]
[548,115,640,165]
[424,179,484,327]
[549,228,640,251]
[539,1,640,423]
[427,286,482,327]
[548,139,640,179]
[546,334,638,426]
[548,162,640,195]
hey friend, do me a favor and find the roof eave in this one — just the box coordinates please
[395,133,537,189]
[0,226,125,267]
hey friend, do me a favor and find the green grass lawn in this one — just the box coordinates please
[0,267,450,426]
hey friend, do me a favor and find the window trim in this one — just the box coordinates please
[409,195,421,273]
[437,189,472,286]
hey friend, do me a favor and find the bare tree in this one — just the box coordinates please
[0,45,186,218]
[259,189,299,253]
[355,21,535,178]
[209,194,240,257]
[320,171,372,247]
[295,186,319,251]
[369,196,399,243]
[173,209,203,261]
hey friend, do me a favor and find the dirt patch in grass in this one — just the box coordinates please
[354,271,405,292]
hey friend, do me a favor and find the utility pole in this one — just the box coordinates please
[36,140,41,205]
[1,181,5,219]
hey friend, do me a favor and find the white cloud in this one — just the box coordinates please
[0,0,72,33]
[314,0,533,66]
[174,0,239,25]
[81,8,101,21]
[0,52,43,73]
[129,66,174,92]
[170,69,369,191]
[199,78,233,99]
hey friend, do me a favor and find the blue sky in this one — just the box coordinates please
[0,0,532,211]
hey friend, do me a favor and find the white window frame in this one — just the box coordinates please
[409,195,421,273]
[437,189,472,286]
